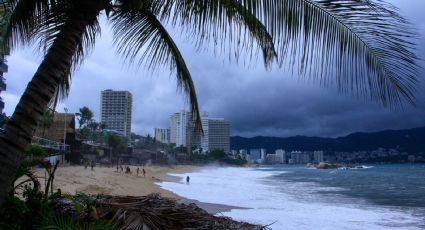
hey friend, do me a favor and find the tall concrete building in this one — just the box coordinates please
[154,128,170,144]
[169,111,190,147]
[100,90,132,138]
[249,148,266,163]
[201,114,230,153]
[275,149,287,164]
[169,110,201,148]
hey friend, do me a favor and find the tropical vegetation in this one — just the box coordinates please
[0,0,420,214]
[76,106,94,128]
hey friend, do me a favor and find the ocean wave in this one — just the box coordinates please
[157,167,423,230]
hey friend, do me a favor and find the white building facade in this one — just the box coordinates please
[275,149,286,164]
[169,110,199,148]
[249,148,267,163]
[100,90,132,138]
[154,128,170,144]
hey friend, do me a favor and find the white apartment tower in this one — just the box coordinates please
[275,149,286,164]
[154,128,170,144]
[201,114,230,153]
[170,111,191,147]
[100,90,132,138]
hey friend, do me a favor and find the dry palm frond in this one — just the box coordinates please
[51,193,269,230]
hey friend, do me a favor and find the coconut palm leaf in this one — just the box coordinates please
[161,0,278,67]
[50,193,267,229]
[38,0,101,109]
[2,0,52,50]
[112,0,281,128]
[111,2,204,128]
[3,0,101,109]
[241,0,419,106]
[40,214,119,230]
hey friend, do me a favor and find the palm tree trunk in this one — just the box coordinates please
[0,3,104,205]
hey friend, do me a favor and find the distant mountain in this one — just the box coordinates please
[231,127,425,153]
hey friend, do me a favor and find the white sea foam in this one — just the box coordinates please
[157,167,423,230]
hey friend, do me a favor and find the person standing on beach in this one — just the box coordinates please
[90,161,94,171]
[186,176,190,184]
[136,167,140,176]
[142,168,146,178]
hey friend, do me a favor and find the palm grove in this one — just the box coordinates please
[0,0,420,209]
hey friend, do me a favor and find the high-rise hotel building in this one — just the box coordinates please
[201,114,230,153]
[169,111,230,153]
[169,110,201,148]
[100,90,132,138]
[170,111,193,147]
[154,128,170,144]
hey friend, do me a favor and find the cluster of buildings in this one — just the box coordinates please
[230,147,425,165]
[230,149,324,165]
[155,111,230,153]
[330,148,424,163]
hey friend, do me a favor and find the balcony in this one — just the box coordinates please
[0,78,6,91]
[0,62,7,73]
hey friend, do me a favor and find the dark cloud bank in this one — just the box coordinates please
[3,0,425,138]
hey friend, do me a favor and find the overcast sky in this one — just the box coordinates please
[3,0,425,138]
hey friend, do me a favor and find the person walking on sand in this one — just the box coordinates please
[90,160,94,171]
[142,168,146,178]
[136,167,140,176]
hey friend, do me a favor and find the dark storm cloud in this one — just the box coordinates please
[184,51,425,137]
[3,0,425,138]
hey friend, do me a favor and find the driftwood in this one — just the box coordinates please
[51,193,269,230]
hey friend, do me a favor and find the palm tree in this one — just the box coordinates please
[0,0,420,205]
[75,106,94,128]
[99,122,108,130]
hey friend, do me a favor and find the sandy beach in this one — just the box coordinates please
[33,165,237,214]
[34,165,191,198]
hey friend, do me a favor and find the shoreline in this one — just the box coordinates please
[156,168,244,214]
[34,164,240,214]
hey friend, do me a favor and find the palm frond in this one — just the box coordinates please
[3,0,101,107]
[2,0,52,50]
[111,2,202,129]
[51,194,268,229]
[38,0,101,68]
[153,0,277,67]
[39,213,118,230]
[48,68,71,110]
[242,0,419,106]
[37,0,101,107]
